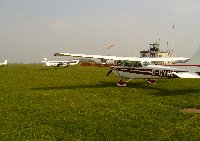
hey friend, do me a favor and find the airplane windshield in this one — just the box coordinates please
[70,60,78,63]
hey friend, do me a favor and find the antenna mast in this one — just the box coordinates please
[172,25,175,50]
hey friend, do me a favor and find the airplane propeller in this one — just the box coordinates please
[106,69,112,76]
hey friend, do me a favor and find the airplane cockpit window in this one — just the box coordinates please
[124,61,133,67]
[116,60,122,65]
[123,61,142,67]
[133,61,142,67]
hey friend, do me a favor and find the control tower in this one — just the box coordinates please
[140,42,172,58]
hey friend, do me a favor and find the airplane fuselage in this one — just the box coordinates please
[111,64,200,79]
[45,61,69,67]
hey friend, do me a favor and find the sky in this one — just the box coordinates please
[0,0,200,63]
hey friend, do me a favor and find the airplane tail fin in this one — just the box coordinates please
[42,58,48,63]
[187,47,200,64]
[4,60,7,65]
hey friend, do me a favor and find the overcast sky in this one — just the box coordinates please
[0,0,200,63]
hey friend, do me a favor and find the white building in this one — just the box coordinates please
[140,43,173,65]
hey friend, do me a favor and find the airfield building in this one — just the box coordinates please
[140,43,173,65]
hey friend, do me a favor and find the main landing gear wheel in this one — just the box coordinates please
[117,80,127,87]
[145,79,156,84]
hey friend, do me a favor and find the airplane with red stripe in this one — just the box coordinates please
[54,47,200,86]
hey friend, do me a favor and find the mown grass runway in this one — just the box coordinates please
[1,64,200,140]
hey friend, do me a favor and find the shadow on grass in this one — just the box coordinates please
[40,68,51,70]
[31,81,200,96]
[31,81,116,90]
[127,82,200,96]
[40,66,69,70]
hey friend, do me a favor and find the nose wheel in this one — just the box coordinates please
[145,79,156,84]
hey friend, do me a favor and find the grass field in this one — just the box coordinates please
[1,64,200,140]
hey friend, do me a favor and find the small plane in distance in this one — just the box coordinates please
[54,48,200,86]
[68,59,80,65]
[0,60,7,66]
[41,58,79,67]
[42,58,70,67]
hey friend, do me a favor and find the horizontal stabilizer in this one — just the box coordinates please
[171,72,200,78]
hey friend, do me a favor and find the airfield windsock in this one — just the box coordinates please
[107,44,115,49]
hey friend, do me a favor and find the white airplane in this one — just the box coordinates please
[41,58,80,67]
[54,48,200,86]
[41,58,70,67]
[69,59,80,65]
[0,60,7,66]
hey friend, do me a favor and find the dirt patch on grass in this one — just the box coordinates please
[181,108,200,114]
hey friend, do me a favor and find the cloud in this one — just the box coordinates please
[49,21,68,30]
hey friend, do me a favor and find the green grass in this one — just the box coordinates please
[1,64,200,140]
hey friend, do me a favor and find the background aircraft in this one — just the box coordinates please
[68,60,80,65]
[41,58,79,67]
[0,60,7,66]
[41,58,70,67]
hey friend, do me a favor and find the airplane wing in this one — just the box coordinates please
[54,52,189,62]
[54,53,116,59]
[145,57,190,62]
[54,53,143,62]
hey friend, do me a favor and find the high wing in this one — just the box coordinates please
[54,53,119,60]
[144,57,190,62]
[54,52,189,62]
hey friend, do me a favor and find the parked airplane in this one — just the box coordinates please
[42,58,70,67]
[41,58,79,67]
[69,59,80,65]
[54,48,200,86]
[0,60,7,66]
